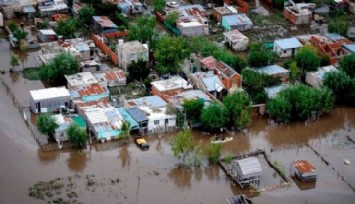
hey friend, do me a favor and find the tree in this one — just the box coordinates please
[273,0,284,10]
[204,143,222,164]
[39,52,79,86]
[170,130,195,166]
[127,58,150,83]
[328,15,350,37]
[223,92,252,130]
[323,71,355,105]
[115,13,129,30]
[266,96,292,123]
[127,17,158,48]
[152,0,166,12]
[200,102,228,132]
[36,114,58,138]
[78,5,95,26]
[119,121,131,139]
[55,18,78,39]
[10,53,20,67]
[340,54,355,78]
[155,36,191,74]
[165,12,179,26]
[295,45,320,74]
[248,43,273,68]
[288,60,301,82]
[182,99,204,124]
[13,28,28,50]
[67,123,88,150]
[176,111,185,129]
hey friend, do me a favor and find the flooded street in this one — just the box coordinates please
[0,37,355,203]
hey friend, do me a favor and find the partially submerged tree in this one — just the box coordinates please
[170,130,195,166]
[127,58,150,83]
[39,52,79,86]
[200,102,228,132]
[119,121,131,139]
[223,92,252,130]
[323,71,355,105]
[155,36,191,75]
[182,99,204,125]
[295,45,320,74]
[204,143,222,164]
[266,96,292,123]
[36,114,58,138]
[67,123,88,150]
[10,53,20,68]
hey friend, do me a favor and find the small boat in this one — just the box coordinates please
[211,137,233,144]
[344,159,351,165]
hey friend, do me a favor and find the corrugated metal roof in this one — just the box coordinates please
[201,75,224,92]
[39,29,57,36]
[200,56,217,70]
[235,157,262,177]
[151,75,193,92]
[325,33,346,41]
[22,5,36,13]
[215,61,237,78]
[274,37,303,50]
[222,14,253,26]
[292,160,317,174]
[125,96,167,109]
[118,107,139,130]
[223,29,248,43]
[264,84,289,99]
[255,64,290,75]
[126,107,148,123]
[343,44,355,53]
[92,16,118,28]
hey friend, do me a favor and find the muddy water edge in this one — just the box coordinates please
[1,43,355,204]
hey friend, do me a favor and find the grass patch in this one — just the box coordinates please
[23,68,41,80]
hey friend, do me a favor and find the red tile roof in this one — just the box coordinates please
[76,84,107,97]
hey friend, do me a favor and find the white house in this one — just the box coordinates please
[29,87,70,113]
[117,40,149,70]
[273,37,303,58]
[223,29,249,52]
[305,65,338,88]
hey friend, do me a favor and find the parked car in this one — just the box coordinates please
[135,137,150,150]
[166,1,179,8]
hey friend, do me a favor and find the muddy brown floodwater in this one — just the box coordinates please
[1,40,355,204]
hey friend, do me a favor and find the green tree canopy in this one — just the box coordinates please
[78,5,95,26]
[170,130,195,166]
[182,99,204,124]
[295,45,320,73]
[10,53,20,67]
[165,12,179,26]
[127,58,150,83]
[67,123,88,150]
[39,52,79,86]
[204,143,222,164]
[36,114,58,138]
[127,17,158,48]
[340,54,355,78]
[155,36,191,75]
[115,13,129,30]
[266,96,292,123]
[152,0,166,12]
[119,121,131,139]
[55,18,79,39]
[223,92,252,130]
[323,71,355,105]
[200,102,228,132]
[248,43,274,68]
[328,15,350,37]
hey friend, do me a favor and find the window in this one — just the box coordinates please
[154,120,159,125]
[283,50,287,54]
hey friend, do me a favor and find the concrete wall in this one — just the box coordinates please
[274,45,298,58]
[30,96,70,113]
[177,24,204,37]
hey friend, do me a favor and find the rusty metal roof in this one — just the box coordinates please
[200,56,217,70]
[292,160,317,174]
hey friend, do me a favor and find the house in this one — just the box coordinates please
[273,37,303,58]
[116,40,149,70]
[190,71,225,98]
[221,14,253,31]
[116,0,143,14]
[75,101,124,141]
[117,107,140,130]
[168,89,213,110]
[200,56,242,90]
[80,60,102,72]
[37,0,68,17]
[93,69,127,87]
[65,72,98,90]
[223,29,249,52]
[291,160,318,181]
[264,84,289,99]
[212,6,238,23]
[151,75,193,102]
[230,157,262,189]
[30,87,70,113]
[176,5,209,36]
[22,5,36,17]
[283,4,312,25]
[124,96,176,135]
[92,16,118,34]
[37,29,57,43]
[305,65,338,88]
[254,65,290,82]
[51,114,86,145]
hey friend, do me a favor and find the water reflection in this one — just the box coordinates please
[193,167,202,182]
[204,165,220,181]
[119,144,131,169]
[67,151,88,173]
[168,166,193,189]
[10,72,19,84]
[37,148,60,164]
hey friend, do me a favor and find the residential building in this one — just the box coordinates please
[93,69,127,87]
[200,56,242,90]
[291,160,318,181]
[190,71,225,98]
[75,100,124,141]
[254,65,290,82]
[231,157,262,189]
[223,29,249,52]
[117,40,149,70]
[124,96,176,135]
[168,89,213,110]
[37,0,68,17]
[283,4,312,25]
[221,14,253,31]
[37,29,57,43]
[176,4,209,36]
[305,65,338,88]
[151,75,193,102]
[52,114,86,145]
[65,72,98,90]
[273,37,303,58]
[92,16,118,34]
[112,0,143,14]
[29,87,70,113]
[212,6,238,23]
